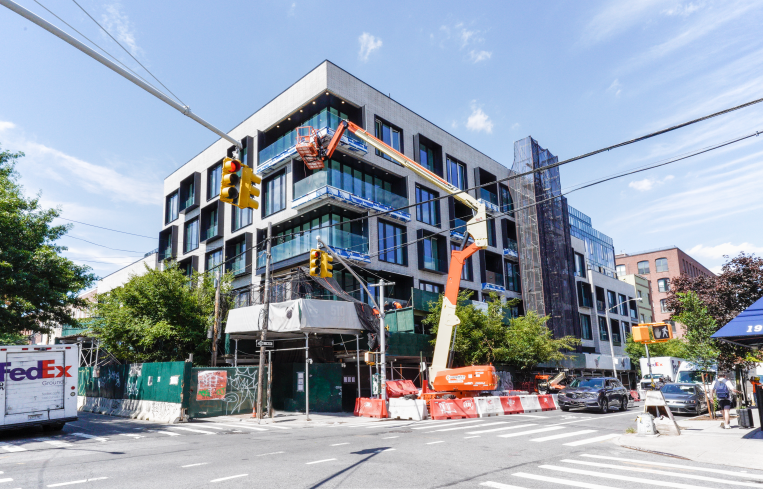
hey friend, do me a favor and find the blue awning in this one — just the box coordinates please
[711,296,763,347]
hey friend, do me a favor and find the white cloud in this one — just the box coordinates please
[101,3,140,56]
[628,174,674,191]
[607,78,622,97]
[287,2,296,16]
[466,101,494,134]
[511,122,520,130]
[663,2,702,16]
[0,121,16,132]
[469,50,492,63]
[581,0,663,45]
[688,242,763,261]
[358,33,382,62]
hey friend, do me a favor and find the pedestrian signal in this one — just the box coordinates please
[220,157,242,205]
[309,249,322,277]
[320,251,333,278]
[651,323,673,341]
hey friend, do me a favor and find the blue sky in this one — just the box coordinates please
[2,0,763,280]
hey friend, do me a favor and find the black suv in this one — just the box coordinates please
[558,377,629,413]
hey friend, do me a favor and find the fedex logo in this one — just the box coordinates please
[0,361,72,381]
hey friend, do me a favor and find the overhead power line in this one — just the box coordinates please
[57,217,156,239]
[62,235,150,254]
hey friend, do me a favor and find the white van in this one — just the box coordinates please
[0,344,79,431]
[675,361,717,391]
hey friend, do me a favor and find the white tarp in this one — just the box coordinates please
[225,299,366,336]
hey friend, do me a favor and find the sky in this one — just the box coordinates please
[2,0,763,283]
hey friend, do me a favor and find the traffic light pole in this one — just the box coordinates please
[211,272,221,367]
[0,0,243,151]
[256,223,272,423]
[315,237,379,311]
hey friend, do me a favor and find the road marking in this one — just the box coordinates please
[257,451,284,457]
[190,424,227,430]
[426,441,444,445]
[563,434,619,446]
[181,463,209,468]
[382,436,399,439]
[210,474,247,483]
[47,477,108,487]
[467,424,537,434]
[167,427,215,435]
[480,481,530,489]
[0,479,12,484]
[539,465,704,489]
[504,414,545,419]
[0,443,26,453]
[152,430,181,437]
[207,423,268,431]
[34,438,72,447]
[498,426,564,438]
[562,459,762,487]
[512,472,616,488]
[464,436,480,439]
[119,434,144,439]
[581,454,763,480]
[412,419,483,430]
[530,429,597,442]
[426,422,511,433]
[330,443,349,446]
[306,459,336,465]
[380,448,395,452]
[71,433,108,443]
[265,424,290,430]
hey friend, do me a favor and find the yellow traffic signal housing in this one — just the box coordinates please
[651,323,673,341]
[220,157,242,206]
[309,249,322,277]
[320,252,333,278]
[632,324,650,343]
[364,351,375,365]
[237,166,262,210]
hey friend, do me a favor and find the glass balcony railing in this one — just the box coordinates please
[258,227,368,267]
[230,255,246,275]
[422,255,447,273]
[258,109,365,165]
[480,188,498,206]
[504,238,518,257]
[484,272,505,288]
[293,170,408,209]
[202,226,218,241]
[159,247,173,261]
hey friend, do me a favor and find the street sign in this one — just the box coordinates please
[256,340,274,348]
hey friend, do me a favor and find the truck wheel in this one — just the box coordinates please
[45,423,65,432]
[560,406,570,412]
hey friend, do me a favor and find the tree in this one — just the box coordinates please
[0,147,96,335]
[667,253,763,370]
[91,263,232,364]
[423,291,580,371]
[624,335,688,376]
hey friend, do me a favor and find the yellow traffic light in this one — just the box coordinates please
[632,325,650,343]
[320,251,333,278]
[237,166,262,210]
[309,249,321,277]
[220,157,242,206]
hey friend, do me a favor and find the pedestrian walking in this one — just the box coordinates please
[711,372,739,429]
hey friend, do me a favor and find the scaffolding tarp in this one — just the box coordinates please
[225,298,368,336]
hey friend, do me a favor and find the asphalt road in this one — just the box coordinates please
[1,404,761,488]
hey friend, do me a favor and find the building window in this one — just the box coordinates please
[206,249,223,272]
[505,260,520,292]
[234,290,250,309]
[416,185,440,227]
[232,206,252,231]
[208,163,222,200]
[630,298,638,320]
[622,321,631,336]
[616,264,626,277]
[598,316,609,341]
[577,281,593,308]
[421,236,443,271]
[610,319,621,344]
[637,290,643,299]
[640,313,645,323]
[314,159,405,207]
[378,221,407,265]
[202,207,218,241]
[487,219,497,247]
[263,170,286,217]
[660,299,669,313]
[580,314,593,340]
[165,191,179,224]
[419,281,442,294]
[574,253,586,277]
[179,176,196,211]
[607,290,617,314]
[618,293,628,316]
[446,157,466,190]
[658,278,670,293]
[184,218,199,253]
[499,185,513,215]
[229,240,247,275]
[453,242,474,282]
[419,143,435,173]
[375,119,401,161]
[655,257,669,273]
[637,261,650,275]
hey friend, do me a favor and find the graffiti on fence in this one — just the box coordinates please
[197,371,227,401]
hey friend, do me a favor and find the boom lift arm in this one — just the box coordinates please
[320,120,495,391]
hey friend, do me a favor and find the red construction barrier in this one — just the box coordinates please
[500,396,524,415]
[630,390,640,402]
[386,380,419,398]
[354,397,362,416]
[537,395,556,411]
[357,398,388,418]
[430,398,479,420]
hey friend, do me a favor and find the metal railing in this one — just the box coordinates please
[293,170,407,209]
[258,227,368,267]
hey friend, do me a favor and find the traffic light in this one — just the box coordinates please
[309,249,322,276]
[651,323,673,341]
[237,166,262,210]
[220,157,242,205]
[320,251,333,278]
[632,324,650,343]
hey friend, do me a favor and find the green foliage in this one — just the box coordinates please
[423,291,580,370]
[91,263,232,364]
[0,332,30,345]
[624,335,688,376]
[0,147,96,335]
[674,292,720,378]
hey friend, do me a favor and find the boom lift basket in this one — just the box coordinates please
[295,126,325,170]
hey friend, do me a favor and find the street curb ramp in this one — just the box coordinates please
[475,396,503,417]
[389,398,428,420]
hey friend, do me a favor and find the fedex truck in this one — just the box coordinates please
[0,344,79,431]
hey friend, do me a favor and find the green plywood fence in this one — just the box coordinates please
[272,363,342,413]
[78,362,191,406]
[188,366,267,418]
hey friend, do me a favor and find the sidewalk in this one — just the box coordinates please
[197,410,391,428]
[614,408,763,470]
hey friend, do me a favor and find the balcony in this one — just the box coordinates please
[450,218,475,243]
[159,247,173,262]
[478,188,500,213]
[257,109,368,175]
[293,171,410,223]
[421,255,447,273]
[482,271,506,294]
[258,227,369,268]
[202,225,219,242]
[503,238,518,258]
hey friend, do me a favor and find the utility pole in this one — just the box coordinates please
[256,223,272,422]
[211,271,221,367]
[371,279,394,402]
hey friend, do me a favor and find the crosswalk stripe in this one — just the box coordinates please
[71,433,108,442]
[539,464,705,489]
[530,429,597,442]
[207,423,268,431]
[480,481,530,489]
[561,459,762,487]
[152,430,181,437]
[563,434,619,446]
[119,434,144,439]
[187,424,227,430]
[498,426,564,438]
[264,424,290,430]
[412,420,483,430]
[35,438,72,447]
[511,472,616,488]
[167,427,215,435]
[467,424,536,435]
[580,454,763,480]
[425,422,511,433]
[0,442,26,452]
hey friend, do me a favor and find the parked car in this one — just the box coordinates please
[557,377,629,413]
[660,383,708,415]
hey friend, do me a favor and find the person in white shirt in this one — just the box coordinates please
[711,373,739,429]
